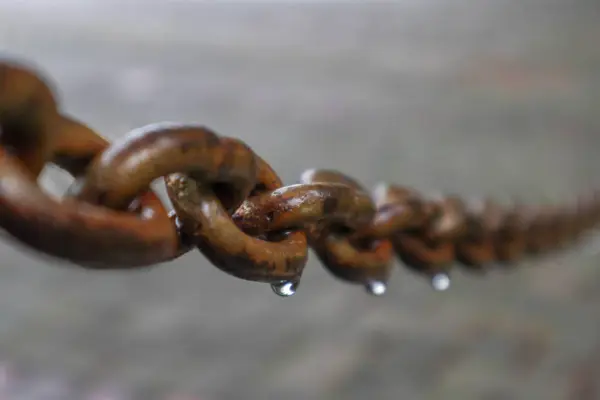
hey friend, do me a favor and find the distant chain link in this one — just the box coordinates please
[1,59,598,296]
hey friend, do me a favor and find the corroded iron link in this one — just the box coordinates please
[0,59,598,296]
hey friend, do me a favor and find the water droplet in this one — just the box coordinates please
[366,281,387,296]
[271,281,298,297]
[431,273,451,291]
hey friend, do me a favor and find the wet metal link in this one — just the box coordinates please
[166,156,309,283]
[0,59,599,296]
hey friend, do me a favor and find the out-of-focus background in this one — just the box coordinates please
[1,1,600,399]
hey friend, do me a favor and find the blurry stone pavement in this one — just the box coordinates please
[0,0,600,399]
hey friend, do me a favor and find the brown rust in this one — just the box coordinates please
[426,195,468,241]
[0,62,184,267]
[0,146,181,267]
[455,199,504,269]
[166,156,309,283]
[1,58,599,291]
[71,123,258,213]
[367,184,437,238]
[232,183,374,235]
[549,206,573,247]
[392,233,455,276]
[524,207,559,255]
[0,61,61,176]
[51,114,112,176]
[299,169,394,285]
[493,205,528,263]
[373,184,466,276]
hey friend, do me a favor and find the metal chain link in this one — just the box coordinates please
[1,59,598,297]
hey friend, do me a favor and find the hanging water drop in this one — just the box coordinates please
[271,281,298,297]
[431,273,451,291]
[366,281,387,296]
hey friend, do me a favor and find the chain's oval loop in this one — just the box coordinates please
[366,184,436,238]
[375,185,466,277]
[299,169,394,285]
[53,119,187,267]
[70,123,257,211]
[65,123,266,267]
[0,150,181,268]
[392,234,456,276]
[0,118,184,267]
[0,63,185,268]
[232,183,374,235]
[166,155,309,283]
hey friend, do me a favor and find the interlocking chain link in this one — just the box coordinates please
[1,59,598,297]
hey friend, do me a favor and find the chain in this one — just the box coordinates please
[0,59,598,298]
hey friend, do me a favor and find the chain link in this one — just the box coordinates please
[1,59,598,296]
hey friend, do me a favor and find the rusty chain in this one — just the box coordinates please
[0,59,598,297]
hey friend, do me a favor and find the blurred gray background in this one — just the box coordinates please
[1,1,600,399]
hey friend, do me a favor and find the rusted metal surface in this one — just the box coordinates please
[0,60,599,295]
[167,156,309,283]
[0,1,599,399]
